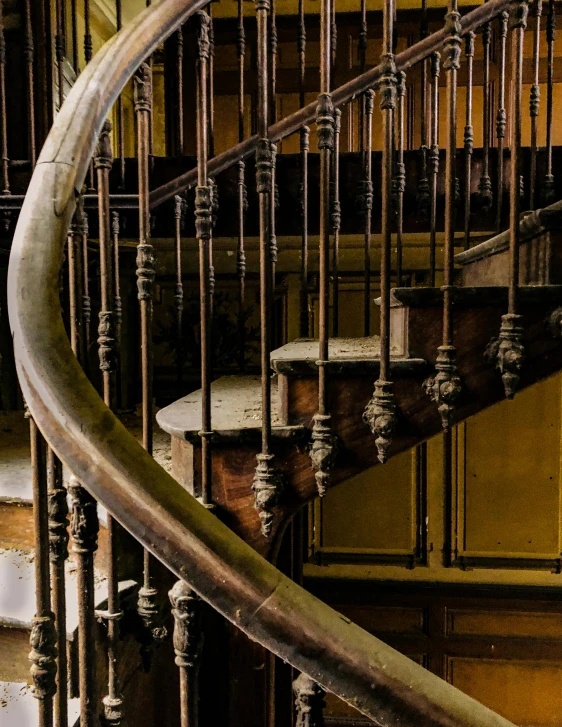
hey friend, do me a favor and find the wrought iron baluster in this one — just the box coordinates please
[47,446,68,727]
[68,199,86,365]
[112,211,123,409]
[236,0,247,370]
[395,71,406,286]
[69,475,98,727]
[360,90,374,337]
[174,195,185,395]
[253,0,285,534]
[543,0,556,204]
[417,0,430,220]
[208,8,215,159]
[270,0,278,125]
[490,0,528,397]
[194,12,214,511]
[530,0,542,209]
[82,210,91,378]
[0,0,9,196]
[331,108,341,336]
[496,10,509,231]
[478,21,493,212]
[23,0,36,166]
[94,121,124,727]
[428,51,440,286]
[134,62,165,648]
[309,0,341,495]
[29,413,57,727]
[293,673,326,727]
[358,0,367,153]
[71,0,78,71]
[169,581,204,727]
[84,0,92,63]
[298,0,309,337]
[364,0,399,464]
[176,26,184,155]
[55,0,65,110]
[331,0,337,76]
[424,2,462,431]
[116,0,126,188]
[463,31,475,250]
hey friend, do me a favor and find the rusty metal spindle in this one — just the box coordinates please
[84,0,92,63]
[47,446,68,727]
[0,0,9,195]
[424,1,463,431]
[529,0,542,209]
[116,0,126,188]
[363,0,399,464]
[112,211,123,409]
[81,211,91,378]
[493,0,528,398]
[174,195,185,395]
[417,0,430,219]
[293,673,326,727]
[331,0,337,75]
[543,0,556,204]
[429,51,440,286]
[55,0,65,110]
[208,8,215,159]
[134,62,165,647]
[478,22,493,212]
[176,26,184,154]
[169,582,204,727]
[28,413,57,727]
[71,0,78,71]
[358,0,367,153]
[332,109,341,336]
[95,121,124,727]
[395,71,406,286]
[309,0,341,496]
[270,0,278,124]
[496,10,509,231]
[194,12,214,509]
[271,144,278,288]
[361,90,374,336]
[252,0,285,535]
[68,201,85,365]
[23,0,36,166]
[237,0,247,368]
[298,0,309,336]
[463,32,475,250]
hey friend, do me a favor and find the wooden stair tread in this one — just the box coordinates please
[270,337,426,376]
[388,284,562,308]
[156,375,306,442]
[0,547,136,636]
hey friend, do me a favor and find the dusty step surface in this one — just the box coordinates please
[156,375,306,442]
[270,336,426,376]
[0,681,79,727]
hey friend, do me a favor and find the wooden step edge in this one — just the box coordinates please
[271,356,428,378]
[383,284,562,308]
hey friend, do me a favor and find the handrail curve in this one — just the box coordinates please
[148,0,511,208]
[8,2,517,726]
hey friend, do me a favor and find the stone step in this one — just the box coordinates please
[0,681,80,727]
[0,547,136,684]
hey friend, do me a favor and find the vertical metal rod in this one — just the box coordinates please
[174,195,185,396]
[493,0,528,400]
[23,0,36,166]
[81,211,91,378]
[358,0,367,153]
[293,674,326,727]
[208,8,215,159]
[237,0,247,368]
[331,0,337,77]
[55,0,65,110]
[309,0,341,496]
[478,22,493,211]
[47,446,68,727]
[331,109,341,336]
[364,0,399,464]
[496,11,509,231]
[112,211,123,410]
[0,0,9,195]
[134,62,164,648]
[253,0,285,535]
[116,0,126,188]
[429,51,440,286]
[271,144,278,288]
[194,13,213,507]
[543,0,556,204]
[529,0,542,210]
[69,475,98,727]
[463,32,475,250]
[395,71,406,287]
[29,413,57,727]
[176,26,184,155]
[169,582,203,727]
[417,0,430,220]
[71,0,78,71]
[84,0,92,63]
[270,0,278,125]
[95,122,124,727]
[68,202,85,363]
[298,0,309,337]
[361,91,374,336]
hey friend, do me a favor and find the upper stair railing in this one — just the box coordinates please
[6,0,556,725]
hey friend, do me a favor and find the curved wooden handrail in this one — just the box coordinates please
[8,2,516,726]
[148,0,511,209]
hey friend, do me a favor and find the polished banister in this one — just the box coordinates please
[8,1,519,725]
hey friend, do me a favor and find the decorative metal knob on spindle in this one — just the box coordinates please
[293,673,326,727]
